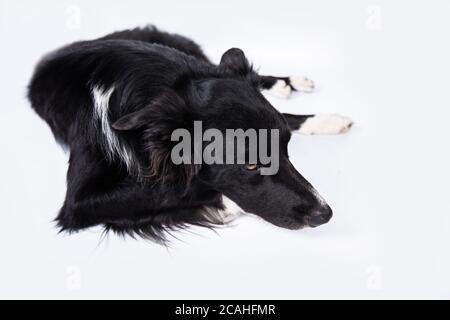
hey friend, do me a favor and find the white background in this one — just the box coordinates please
[1,0,449,299]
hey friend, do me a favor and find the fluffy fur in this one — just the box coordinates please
[28,25,348,242]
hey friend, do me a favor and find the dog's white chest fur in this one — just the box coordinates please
[217,195,244,223]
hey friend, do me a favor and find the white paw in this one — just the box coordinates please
[265,79,292,99]
[289,76,315,93]
[297,114,353,135]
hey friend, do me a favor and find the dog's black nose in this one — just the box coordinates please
[308,205,333,227]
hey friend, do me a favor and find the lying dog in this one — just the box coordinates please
[28,26,353,242]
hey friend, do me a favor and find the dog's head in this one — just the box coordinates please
[112,48,332,230]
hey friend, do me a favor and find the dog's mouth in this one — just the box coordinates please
[253,210,333,230]
[260,214,309,230]
[289,211,332,229]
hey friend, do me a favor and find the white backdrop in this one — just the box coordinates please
[1,0,449,299]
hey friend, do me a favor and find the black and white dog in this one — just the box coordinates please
[28,26,353,242]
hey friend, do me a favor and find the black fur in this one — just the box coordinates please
[28,26,333,242]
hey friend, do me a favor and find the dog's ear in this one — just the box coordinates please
[113,90,200,184]
[219,48,251,75]
[112,91,188,132]
[112,107,152,131]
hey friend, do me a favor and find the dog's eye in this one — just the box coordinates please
[244,164,259,171]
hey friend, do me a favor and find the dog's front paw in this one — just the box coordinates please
[289,76,315,93]
[296,114,353,135]
[265,79,292,99]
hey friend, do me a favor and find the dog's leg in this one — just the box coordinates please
[260,75,315,99]
[283,113,353,135]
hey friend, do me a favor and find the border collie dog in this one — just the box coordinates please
[28,26,353,242]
